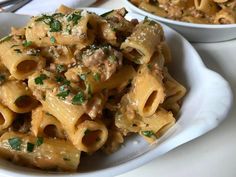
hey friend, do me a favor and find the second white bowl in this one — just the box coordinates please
[124,0,236,43]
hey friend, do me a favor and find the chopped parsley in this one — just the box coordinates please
[93,73,100,81]
[35,14,62,32]
[141,130,156,138]
[72,91,85,105]
[50,36,56,44]
[35,137,44,147]
[55,75,65,83]
[8,137,22,151]
[34,74,48,85]
[56,64,66,73]
[50,19,62,32]
[14,49,22,53]
[67,12,82,25]
[57,84,70,100]
[22,40,32,47]
[57,90,70,100]
[0,35,12,44]
[108,55,117,62]
[26,142,34,152]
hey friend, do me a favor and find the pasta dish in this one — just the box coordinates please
[130,0,236,24]
[0,5,186,171]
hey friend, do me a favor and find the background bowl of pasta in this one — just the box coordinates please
[0,7,233,177]
[125,0,236,42]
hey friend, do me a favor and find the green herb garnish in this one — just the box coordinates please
[50,19,62,32]
[93,73,100,81]
[72,91,85,105]
[35,137,44,147]
[57,85,70,100]
[141,130,156,138]
[50,36,56,44]
[26,142,34,152]
[8,137,22,151]
[23,40,32,47]
[108,55,117,62]
[34,74,48,85]
[67,12,82,25]
[56,64,66,73]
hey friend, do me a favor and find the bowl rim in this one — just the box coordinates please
[124,0,236,29]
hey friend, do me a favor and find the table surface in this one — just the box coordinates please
[92,1,236,177]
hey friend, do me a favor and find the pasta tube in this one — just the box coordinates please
[131,66,165,117]
[73,120,108,153]
[121,19,164,64]
[139,1,168,17]
[26,10,99,47]
[0,103,16,131]
[162,68,186,114]
[140,108,175,143]
[214,9,236,24]
[0,131,81,171]
[31,106,65,139]
[0,37,46,80]
[194,0,219,15]
[0,80,38,113]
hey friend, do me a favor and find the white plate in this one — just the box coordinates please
[124,0,236,43]
[0,9,233,177]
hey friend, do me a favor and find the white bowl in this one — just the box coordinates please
[124,0,236,43]
[0,8,233,177]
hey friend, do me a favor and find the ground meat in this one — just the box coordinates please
[83,94,105,119]
[82,46,123,81]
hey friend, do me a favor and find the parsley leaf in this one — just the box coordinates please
[56,64,66,73]
[26,142,34,152]
[72,91,85,105]
[22,40,32,47]
[34,74,48,85]
[35,137,44,147]
[67,13,82,25]
[50,20,62,32]
[8,137,22,151]
[57,90,70,100]
[93,73,100,81]
[108,55,117,62]
[141,130,156,138]
[50,36,56,44]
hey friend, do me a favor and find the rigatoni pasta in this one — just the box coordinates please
[130,0,236,24]
[0,6,186,171]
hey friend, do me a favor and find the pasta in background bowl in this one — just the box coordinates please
[125,0,236,42]
[0,7,233,177]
